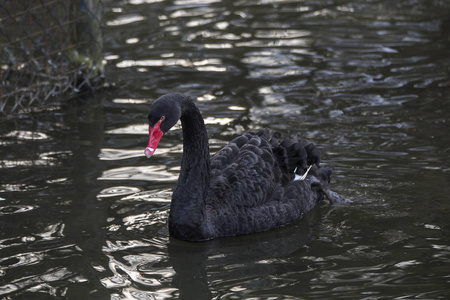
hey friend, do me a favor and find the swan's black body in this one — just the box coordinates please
[146,94,340,241]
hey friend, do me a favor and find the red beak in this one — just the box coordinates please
[144,120,163,158]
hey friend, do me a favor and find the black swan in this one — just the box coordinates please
[145,93,347,241]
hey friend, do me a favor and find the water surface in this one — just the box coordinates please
[1,0,450,298]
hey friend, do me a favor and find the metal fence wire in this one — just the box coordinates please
[0,0,103,116]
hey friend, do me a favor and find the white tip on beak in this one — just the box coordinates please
[144,147,155,158]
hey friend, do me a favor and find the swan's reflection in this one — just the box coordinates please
[169,207,325,299]
[102,205,330,299]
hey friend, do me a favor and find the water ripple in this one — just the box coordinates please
[99,148,144,160]
[0,205,37,215]
[97,186,142,199]
[2,130,50,141]
[98,165,178,182]
[121,190,172,203]
[106,14,145,27]
[0,267,84,297]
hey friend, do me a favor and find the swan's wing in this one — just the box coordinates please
[210,132,253,175]
[208,131,334,238]
[210,132,281,208]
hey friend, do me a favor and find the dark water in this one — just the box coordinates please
[1,0,450,298]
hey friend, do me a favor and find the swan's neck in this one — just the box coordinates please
[169,99,211,240]
[178,101,211,189]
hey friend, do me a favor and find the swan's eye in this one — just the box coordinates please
[160,116,165,122]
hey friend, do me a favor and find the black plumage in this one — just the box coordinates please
[146,93,345,241]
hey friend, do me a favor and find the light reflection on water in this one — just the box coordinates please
[1,0,450,298]
[99,165,178,182]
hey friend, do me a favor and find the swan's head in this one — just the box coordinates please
[145,94,184,158]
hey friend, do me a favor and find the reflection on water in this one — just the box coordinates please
[1,0,450,298]
[99,165,178,182]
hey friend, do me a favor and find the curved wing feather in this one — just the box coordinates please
[210,133,280,208]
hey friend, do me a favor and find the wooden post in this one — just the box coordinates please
[71,0,104,93]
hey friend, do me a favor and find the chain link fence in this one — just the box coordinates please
[0,0,103,116]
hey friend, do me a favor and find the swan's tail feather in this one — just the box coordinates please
[311,164,333,187]
[308,165,351,204]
